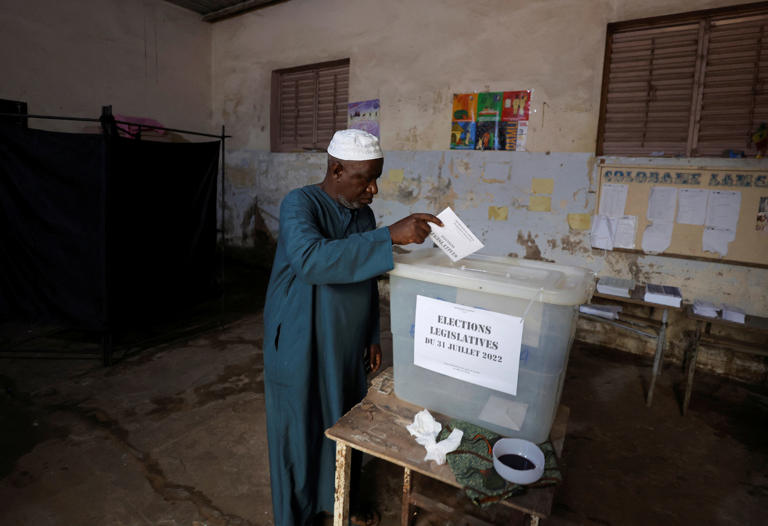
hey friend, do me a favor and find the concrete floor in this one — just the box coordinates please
[1,253,767,526]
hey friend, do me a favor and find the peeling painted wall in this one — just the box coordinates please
[1,0,212,134]
[213,0,768,383]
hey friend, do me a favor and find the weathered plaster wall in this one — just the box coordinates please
[213,0,749,152]
[1,0,212,133]
[214,0,767,383]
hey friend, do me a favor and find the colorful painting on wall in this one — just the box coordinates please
[502,90,531,121]
[348,99,380,138]
[451,121,476,150]
[477,92,503,122]
[450,90,531,150]
[452,94,477,122]
[475,121,498,150]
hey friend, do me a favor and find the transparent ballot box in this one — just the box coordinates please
[389,249,593,443]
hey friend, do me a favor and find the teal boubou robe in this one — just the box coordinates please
[263,184,394,525]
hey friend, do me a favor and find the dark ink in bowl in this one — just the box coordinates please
[498,453,536,471]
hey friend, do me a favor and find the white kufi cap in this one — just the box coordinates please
[327,129,383,161]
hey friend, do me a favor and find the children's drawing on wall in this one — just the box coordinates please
[348,99,380,138]
[451,121,476,149]
[757,196,768,231]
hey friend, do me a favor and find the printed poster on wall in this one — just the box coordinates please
[414,295,523,395]
[348,99,380,138]
[502,90,531,151]
[450,93,477,149]
[476,92,502,150]
[450,90,532,151]
[758,196,768,231]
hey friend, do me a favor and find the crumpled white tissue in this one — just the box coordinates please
[406,409,464,465]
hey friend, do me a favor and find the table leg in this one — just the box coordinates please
[646,307,669,407]
[656,308,669,376]
[401,467,412,526]
[683,321,704,416]
[333,441,351,526]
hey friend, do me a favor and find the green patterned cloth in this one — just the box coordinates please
[437,420,562,507]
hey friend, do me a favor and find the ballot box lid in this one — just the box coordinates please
[389,249,594,306]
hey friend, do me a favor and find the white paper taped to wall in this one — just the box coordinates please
[598,184,629,218]
[591,214,614,250]
[702,227,735,257]
[677,188,709,225]
[647,186,678,223]
[641,222,674,253]
[706,190,741,231]
[613,215,637,249]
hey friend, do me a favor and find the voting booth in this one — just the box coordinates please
[389,250,593,443]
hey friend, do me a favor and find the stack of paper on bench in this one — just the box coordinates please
[579,304,622,320]
[644,284,682,308]
[722,304,746,324]
[596,276,635,298]
[693,300,718,318]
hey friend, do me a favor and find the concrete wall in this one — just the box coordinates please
[213,0,766,383]
[1,0,212,134]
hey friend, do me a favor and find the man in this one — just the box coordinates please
[263,129,441,525]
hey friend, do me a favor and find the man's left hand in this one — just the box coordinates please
[367,343,382,374]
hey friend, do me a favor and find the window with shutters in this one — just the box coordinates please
[597,3,768,157]
[270,59,350,152]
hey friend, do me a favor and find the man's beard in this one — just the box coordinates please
[338,195,365,209]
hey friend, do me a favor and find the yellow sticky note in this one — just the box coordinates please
[532,178,554,194]
[529,195,551,212]
[388,169,404,183]
[567,213,591,230]
[488,206,509,221]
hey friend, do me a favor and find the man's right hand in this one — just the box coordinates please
[389,213,443,245]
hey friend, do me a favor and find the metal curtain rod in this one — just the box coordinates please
[0,113,232,139]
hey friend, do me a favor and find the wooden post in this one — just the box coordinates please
[401,467,412,526]
[333,441,351,526]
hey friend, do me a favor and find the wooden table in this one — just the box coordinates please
[325,368,568,526]
[579,285,682,407]
[683,306,768,415]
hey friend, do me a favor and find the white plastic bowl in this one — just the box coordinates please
[492,438,545,485]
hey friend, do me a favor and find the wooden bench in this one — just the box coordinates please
[683,306,768,415]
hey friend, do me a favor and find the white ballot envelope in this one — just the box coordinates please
[429,207,484,262]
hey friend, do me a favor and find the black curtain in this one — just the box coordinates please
[0,123,219,331]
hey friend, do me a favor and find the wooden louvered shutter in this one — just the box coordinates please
[694,14,768,156]
[316,63,350,146]
[598,4,768,158]
[271,59,349,152]
[599,23,700,156]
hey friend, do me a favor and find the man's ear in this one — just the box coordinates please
[332,160,344,179]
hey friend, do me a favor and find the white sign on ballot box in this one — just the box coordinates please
[413,295,523,396]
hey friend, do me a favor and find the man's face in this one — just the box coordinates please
[334,158,383,209]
